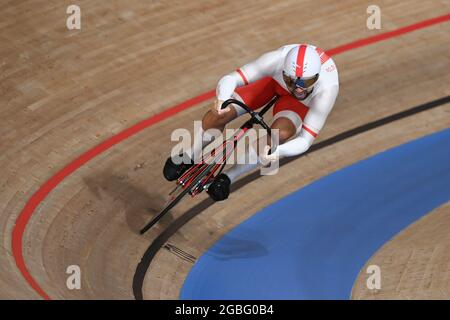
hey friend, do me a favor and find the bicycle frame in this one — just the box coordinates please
[177,96,278,197]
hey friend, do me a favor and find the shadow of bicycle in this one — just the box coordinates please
[83,173,173,235]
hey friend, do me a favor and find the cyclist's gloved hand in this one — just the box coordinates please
[213,99,230,115]
[260,145,279,166]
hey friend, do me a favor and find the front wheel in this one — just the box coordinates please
[140,161,217,234]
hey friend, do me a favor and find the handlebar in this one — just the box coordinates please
[221,98,275,135]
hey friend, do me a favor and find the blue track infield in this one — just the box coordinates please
[180,128,450,299]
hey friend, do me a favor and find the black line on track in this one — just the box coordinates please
[133,95,450,300]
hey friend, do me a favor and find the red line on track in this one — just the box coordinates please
[12,13,450,300]
[327,13,450,56]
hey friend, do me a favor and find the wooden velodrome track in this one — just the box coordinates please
[1,0,449,299]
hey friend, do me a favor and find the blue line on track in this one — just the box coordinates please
[181,128,450,299]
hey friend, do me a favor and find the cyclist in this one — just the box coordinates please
[163,44,339,201]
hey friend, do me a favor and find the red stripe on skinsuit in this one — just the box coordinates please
[316,47,330,64]
[236,69,249,85]
[302,124,318,137]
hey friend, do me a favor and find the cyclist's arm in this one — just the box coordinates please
[276,85,339,157]
[216,47,283,101]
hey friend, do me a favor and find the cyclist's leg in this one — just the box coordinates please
[269,94,309,143]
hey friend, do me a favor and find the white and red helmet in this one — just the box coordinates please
[283,44,321,90]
